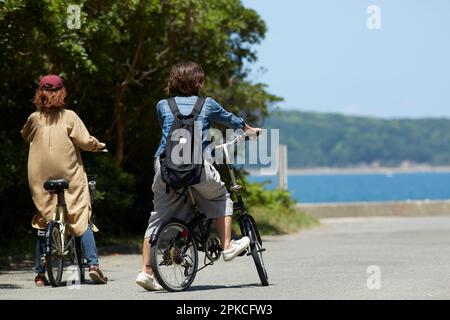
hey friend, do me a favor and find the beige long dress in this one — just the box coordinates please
[21,109,103,236]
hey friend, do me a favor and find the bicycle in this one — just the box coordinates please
[43,178,83,287]
[43,153,105,287]
[150,133,269,292]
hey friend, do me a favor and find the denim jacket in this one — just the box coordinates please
[155,96,245,158]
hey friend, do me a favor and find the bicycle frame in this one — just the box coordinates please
[218,135,263,245]
[50,190,70,255]
[49,174,97,254]
[183,133,263,255]
[185,188,211,249]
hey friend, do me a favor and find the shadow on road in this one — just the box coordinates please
[1,244,140,271]
[0,284,23,290]
[153,283,267,293]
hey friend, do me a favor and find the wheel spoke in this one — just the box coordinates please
[153,222,198,291]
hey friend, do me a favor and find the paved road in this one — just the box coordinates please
[2,216,450,299]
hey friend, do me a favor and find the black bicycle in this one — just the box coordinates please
[150,133,269,291]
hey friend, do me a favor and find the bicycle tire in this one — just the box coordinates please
[75,238,85,282]
[65,237,83,287]
[244,218,269,286]
[45,222,64,287]
[151,220,198,292]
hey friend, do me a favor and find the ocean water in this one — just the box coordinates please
[249,172,450,203]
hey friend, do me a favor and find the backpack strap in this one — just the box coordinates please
[167,98,181,118]
[191,97,206,120]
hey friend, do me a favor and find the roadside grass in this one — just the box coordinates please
[248,205,318,235]
[232,178,320,236]
[232,204,319,236]
[0,234,35,270]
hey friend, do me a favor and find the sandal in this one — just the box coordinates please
[88,265,108,284]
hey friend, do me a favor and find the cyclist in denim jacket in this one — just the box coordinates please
[136,62,262,291]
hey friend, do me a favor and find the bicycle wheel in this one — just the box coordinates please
[75,238,85,282]
[68,237,83,285]
[244,217,269,286]
[45,222,64,287]
[151,220,198,292]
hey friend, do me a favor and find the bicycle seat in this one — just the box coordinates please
[43,179,69,192]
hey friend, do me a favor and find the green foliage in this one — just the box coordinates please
[82,152,135,235]
[246,206,318,236]
[266,110,450,168]
[244,178,295,208]
[0,0,284,240]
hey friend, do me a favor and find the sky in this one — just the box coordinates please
[243,0,450,118]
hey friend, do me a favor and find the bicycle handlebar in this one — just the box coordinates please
[214,131,259,150]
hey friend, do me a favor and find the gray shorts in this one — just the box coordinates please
[144,159,233,239]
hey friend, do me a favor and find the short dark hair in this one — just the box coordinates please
[165,61,205,97]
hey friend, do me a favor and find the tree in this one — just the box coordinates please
[0,0,280,238]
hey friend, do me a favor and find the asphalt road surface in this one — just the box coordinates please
[2,216,450,299]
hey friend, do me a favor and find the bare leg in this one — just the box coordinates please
[215,216,232,251]
[142,238,153,275]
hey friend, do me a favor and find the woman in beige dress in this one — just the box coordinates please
[21,75,108,286]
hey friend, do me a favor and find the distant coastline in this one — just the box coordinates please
[265,111,450,170]
[288,165,450,176]
[248,165,450,176]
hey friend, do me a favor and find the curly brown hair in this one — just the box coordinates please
[33,88,66,110]
[165,61,205,97]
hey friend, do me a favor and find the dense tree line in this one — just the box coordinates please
[266,111,450,168]
[0,0,280,240]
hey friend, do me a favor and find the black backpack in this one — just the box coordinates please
[160,97,206,192]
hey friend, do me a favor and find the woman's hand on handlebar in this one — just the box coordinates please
[215,124,263,149]
[97,142,108,152]
[244,123,263,139]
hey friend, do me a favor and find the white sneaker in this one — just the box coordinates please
[223,237,250,262]
[136,272,164,291]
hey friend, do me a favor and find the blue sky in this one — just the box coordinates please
[243,0,450,118]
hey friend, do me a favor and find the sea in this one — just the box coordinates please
[249,171,450,203]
